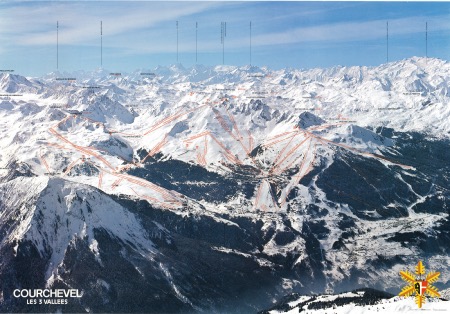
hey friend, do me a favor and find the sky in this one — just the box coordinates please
[1,1,450,76]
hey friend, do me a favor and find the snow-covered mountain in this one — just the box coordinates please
[0,57,448,312]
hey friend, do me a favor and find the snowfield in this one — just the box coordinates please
[268,293,450,313]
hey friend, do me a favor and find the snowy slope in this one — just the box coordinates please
[0,177,155,282]
[266,290,450,313]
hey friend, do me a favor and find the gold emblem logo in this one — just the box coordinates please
[399,260,440,308]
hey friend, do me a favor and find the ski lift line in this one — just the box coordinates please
[49,128,116,171]
[52,114,74,129]
[98,171,103,189]
[304,142,318,175]
[88,161,181,204]
[210,105,250,156]
[140,134,168,163]
[197,147,207,166]
[111,178,123,190]
[270,134,310,175]
[184,130,244,166]
[266,130,298,142]
[191,136,208,166]
[129,187,178,209]
[205,130,241,164]
[132,173,182,200]
[281,137,314,206]
[118,174,177,200]
[224,105,246,149]
[143,103,209,136]
[204,135,208,159]
[63,158,81,176]
[283,138,314,198]
[82,116,104,126]
[116,164,135,173]
[212,107,234,136]
[210,133,242,165]
[210,106,253,158]
[86,145,129,162]
[275,145,310,176]
[196,152,204,166]
[247,130,254,152]
[263,132,299,148]
[75,145,115,171]
[183,130,211,143]
[143,112,184,135]
[39,153,51,174]
[87,161,156,196]
[197,135,208,166]
[307,121,349,131]
[269,133,299,172]
[269,134,309,174]
[144,106,189,134]
[77,103,208,139]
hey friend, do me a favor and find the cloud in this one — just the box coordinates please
[250,15,450,47]
[0,1,221,46]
